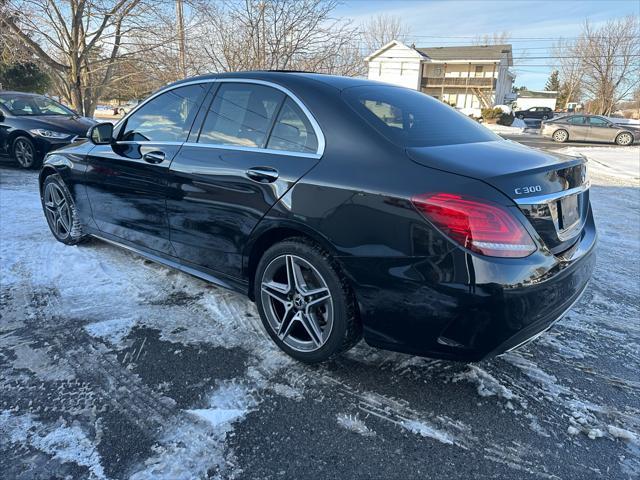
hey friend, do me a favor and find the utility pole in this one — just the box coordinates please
[176,0,186,79]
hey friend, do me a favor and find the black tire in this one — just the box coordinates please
[517,114,525,120]
[542,115,549,120]
[41,173,87,245]
[552,129,569,143]
[12,135,41,169]
[615,132,634,146]
[254,238,361,363]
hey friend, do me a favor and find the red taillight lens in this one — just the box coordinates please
[411,193,536,258]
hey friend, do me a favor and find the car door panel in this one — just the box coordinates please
[587,118,616,142]
[85,143,181,254]
[168,147,318,278]
[166,82,322,279]
[84,82,210,255]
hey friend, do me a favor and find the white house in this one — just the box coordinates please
[365,41,516,117]
[514,90,558,111]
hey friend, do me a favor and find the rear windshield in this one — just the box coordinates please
[342,85,499,147]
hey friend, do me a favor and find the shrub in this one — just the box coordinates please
[481,107,503,121]
[497,112,515,126]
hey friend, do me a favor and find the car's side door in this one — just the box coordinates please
[84,83,210,255]
[0,104,10,154]
[565,115,589,141]
[166,80,323,281]
[587,116,616,142]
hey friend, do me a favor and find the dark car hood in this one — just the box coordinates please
[406,140,586,200]
[16,115,96,137]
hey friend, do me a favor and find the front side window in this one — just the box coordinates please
[343,85,499,147]
[568,116,587,125]
[267,98,318,154]
[589,116,609,127]
[199,83,284,148]
[0,94,74,116]
[120,83,208,142]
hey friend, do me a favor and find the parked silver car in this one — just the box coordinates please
[542,114,637,145]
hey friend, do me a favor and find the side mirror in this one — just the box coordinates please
[88,122,113,145]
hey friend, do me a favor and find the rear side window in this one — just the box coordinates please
[342,85,499,147]
[120,84,207,142]
[267,98,318,154]
[199,83,284,148]
[589,117,609,126]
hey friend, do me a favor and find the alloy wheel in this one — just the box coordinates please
[617,133,632,146]
[14,138,34,168]
[553,130,568,142]
[260,254,333,352]
[44,182,73,239]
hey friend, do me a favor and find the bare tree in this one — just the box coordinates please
[361,13,409,53]
[473,31,511,46]
[552,38,584,109]
[579,16,640,115]
[193,0,364,76]
[0,0,168,116]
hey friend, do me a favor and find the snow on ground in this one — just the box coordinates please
[483,117,528,135]
[1,147,639,479]
[556,146,640,184]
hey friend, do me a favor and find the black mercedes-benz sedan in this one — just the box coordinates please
[38,72,596,363]
[0,91,96,168]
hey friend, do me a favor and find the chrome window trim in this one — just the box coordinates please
[114,77,325,158]
[513,182,590,205]
[181,142,321,159]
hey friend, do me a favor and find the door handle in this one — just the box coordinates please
[246,167,279,183]
[143,151,165,164]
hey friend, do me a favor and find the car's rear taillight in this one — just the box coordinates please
[411,193,536,258]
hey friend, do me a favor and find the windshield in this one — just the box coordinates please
[0,94,75,116]
[342,85,500,147]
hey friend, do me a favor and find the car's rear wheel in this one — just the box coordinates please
[552,129,569,143]
[42,174,86,245]
[542,115,549,120]
[255,238,361,363]
[517,114,525,120]
[615,132,634,146]
[12,136,41,169]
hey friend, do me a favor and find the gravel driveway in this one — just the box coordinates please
[1,147,638,479]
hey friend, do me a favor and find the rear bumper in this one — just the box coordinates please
[339,211,597,362]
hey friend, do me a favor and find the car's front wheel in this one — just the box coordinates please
[12,136,41,169]
[255,238,361,363]
[41,174,87,245]
[552,129,569,143]
[615,132,634,146]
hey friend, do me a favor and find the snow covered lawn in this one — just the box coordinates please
[482,117,529,135]
[555,146,640,184]
[0,151,639,479]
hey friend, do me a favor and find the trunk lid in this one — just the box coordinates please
[406,140,589,253]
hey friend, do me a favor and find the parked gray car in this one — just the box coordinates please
[542,114,637,145]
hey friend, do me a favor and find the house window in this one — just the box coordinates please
[475,65,483,77]
[434,67,443,76]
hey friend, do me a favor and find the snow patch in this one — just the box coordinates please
[85,317,136,345]
[0,411,106,479]
[454,365,516,400]
[555,146,640,184]
[336,413,376,437]
[402,419,455,445]
[608,426,640,444]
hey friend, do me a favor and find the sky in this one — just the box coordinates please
[336,0,640,90]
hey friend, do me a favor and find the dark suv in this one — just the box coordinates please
[38,72,595,363]
[514,106,554,120]
[0,91,95,168]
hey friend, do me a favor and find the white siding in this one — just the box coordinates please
[515,97,557,110]
[366,43,422,90]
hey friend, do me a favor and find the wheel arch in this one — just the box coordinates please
[243,221,342,301]
[616,130,635,144]
[7,129,33,150]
